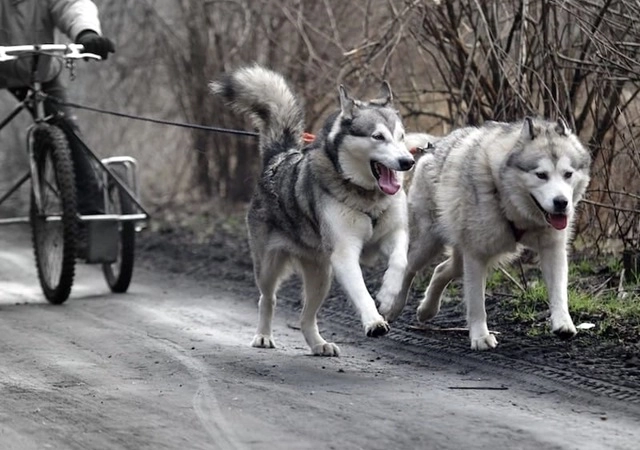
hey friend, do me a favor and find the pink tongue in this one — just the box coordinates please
[377,164,400,195]
[548,214,568,230]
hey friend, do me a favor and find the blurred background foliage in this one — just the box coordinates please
[0,0,638,254]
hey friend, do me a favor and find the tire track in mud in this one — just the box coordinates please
[136,231,640,413]
[73,309,248,450]
[277,292,640,412]
[388,325,640,404]
[150,336,247,450]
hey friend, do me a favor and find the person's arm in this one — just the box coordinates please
[49,0,102,41]
[49,0,115,59]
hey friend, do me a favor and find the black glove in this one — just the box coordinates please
[75,30,115,60]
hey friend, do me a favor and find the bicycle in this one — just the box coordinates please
[0,44,149,303]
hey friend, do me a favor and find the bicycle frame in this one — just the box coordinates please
[0,45,149,226]
[0,77,48,223]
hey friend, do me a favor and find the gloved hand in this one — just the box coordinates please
[75,30,115,60]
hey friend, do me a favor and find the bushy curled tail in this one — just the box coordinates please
[209,65,305,166]
[405,132,438,157]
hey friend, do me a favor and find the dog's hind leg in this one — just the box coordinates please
[538,239,577,339]
[463,253,498,350]
[416,247,462,322]
[379,236,443,322]
[251,250,289,349]
[299,259,339,356]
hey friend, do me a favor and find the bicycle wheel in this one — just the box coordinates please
[102,178,135,293]
[30,124,78,304]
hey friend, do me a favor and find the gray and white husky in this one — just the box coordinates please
[210,65,414,356]
[378,118,591,350]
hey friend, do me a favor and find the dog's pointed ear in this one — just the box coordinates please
[555,117,571,136]
[369,81,393,107]
[522,116,537,140]
[339,85,355,120]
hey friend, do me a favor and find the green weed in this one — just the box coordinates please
[502,265,640,338]
[486,268,508,291]
[506,281,548,323]
[570,289,640,336]
[569,259,596,277]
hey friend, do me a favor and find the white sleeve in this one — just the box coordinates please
[49,0,103,41]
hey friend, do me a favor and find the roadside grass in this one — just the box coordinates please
[493,258,640,339]
[413,256,640,341]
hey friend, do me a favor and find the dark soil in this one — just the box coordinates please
[137,220,640,399]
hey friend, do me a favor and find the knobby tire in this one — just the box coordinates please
[30,124,78,304]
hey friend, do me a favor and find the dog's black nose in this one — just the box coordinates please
[553,196,568,211]
[398,157,415,171]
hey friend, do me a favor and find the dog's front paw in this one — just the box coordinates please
[365,318,390,337]
[251,334,276,349]
[416,300,439,323]
[551,315,577,340]
[312,342,340,357]
[470,333,498,351]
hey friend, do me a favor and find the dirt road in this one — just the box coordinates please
[0,225,638,450]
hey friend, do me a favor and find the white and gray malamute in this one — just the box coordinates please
[378,118,591,350]
[210,65,415,356]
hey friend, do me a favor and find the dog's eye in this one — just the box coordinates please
[535,172,548,180]
[372,133,385,141]
[564,171,573,179]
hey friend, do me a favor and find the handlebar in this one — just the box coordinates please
[0,44,101,62]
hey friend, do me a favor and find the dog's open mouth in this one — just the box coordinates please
[530,195,568,230]
[371,161,400,195]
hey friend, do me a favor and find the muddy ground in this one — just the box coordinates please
[138,221,640,401]
[1,222,639,449]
